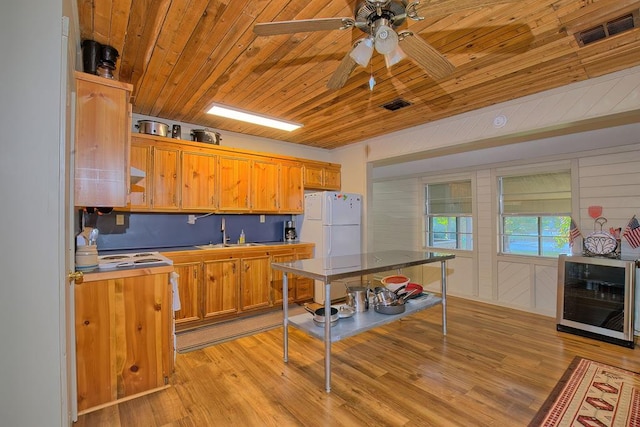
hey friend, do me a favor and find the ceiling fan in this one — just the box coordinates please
[254,0,517,90]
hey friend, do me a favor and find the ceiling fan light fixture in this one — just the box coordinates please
[374,24,398,54]
[384,45,406,68]
[207,104,302,132]
[349,37,374,67]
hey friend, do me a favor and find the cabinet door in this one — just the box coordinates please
[280,162,303,213]
[251,159,279,212]
[173,262,202,326]
[203,258,240,318]
[240,256,272,311]
[181,151,217,211]
[303,164,324,189]
[152,147,180,210]
[129,142,151,209]
[218,155,251,211]
[295,247,314,302]
[323,167,341,190]
[74,74,132,207]
[271,253,296,305]
[75,273,172,412]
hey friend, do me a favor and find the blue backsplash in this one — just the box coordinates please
[87,211,296,251]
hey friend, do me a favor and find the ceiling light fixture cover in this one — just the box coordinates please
[349,38,374,67]
[384,45,406,67]
[374,24,398,54]
[207,105,302,132]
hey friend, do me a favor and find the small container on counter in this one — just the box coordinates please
[76,245,98,272]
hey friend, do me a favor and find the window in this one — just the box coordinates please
[499,172,572,257]
[425,181,473,250]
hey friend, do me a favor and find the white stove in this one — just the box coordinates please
[98,251,173,270]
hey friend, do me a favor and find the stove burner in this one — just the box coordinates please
[134,258,162,264]
[101,255,129,260]
[133,252,155,257]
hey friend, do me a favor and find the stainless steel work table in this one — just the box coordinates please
[271,250,455,392]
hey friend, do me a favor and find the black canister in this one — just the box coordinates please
[81,39,102,75]
[171,124,181,139]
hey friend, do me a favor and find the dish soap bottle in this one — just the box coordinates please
[239,229,245,244]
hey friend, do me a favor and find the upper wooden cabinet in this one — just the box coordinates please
[303,161,341,191]
[152,146,180,211]
[126,134,339,213]
[74,72,133,207]
[218,154,251,212]
[251,158,279,212]
[181,150,217,210]
[280,161,304,213]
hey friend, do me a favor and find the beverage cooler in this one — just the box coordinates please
[556,254,636,348]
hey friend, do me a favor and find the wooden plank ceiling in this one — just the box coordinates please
[77,0,640,149]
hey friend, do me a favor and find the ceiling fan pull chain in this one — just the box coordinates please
[369,63,376,91]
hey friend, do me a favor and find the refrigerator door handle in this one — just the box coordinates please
[325,193,333,225]
[326,226,332,256]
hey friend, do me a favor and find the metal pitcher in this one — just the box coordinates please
[345,284,370,312]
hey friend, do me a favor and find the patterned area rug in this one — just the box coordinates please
[530,357,640,426]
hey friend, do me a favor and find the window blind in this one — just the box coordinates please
[500,172,571,215]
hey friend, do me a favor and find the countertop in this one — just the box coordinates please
[98,241,312,256]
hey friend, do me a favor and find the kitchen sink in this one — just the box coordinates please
[196,243,264,250]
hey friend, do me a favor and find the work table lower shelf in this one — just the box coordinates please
[287,293,442,342]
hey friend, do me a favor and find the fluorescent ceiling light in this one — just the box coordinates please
[207,105,302,132]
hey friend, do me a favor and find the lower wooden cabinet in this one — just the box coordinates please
[163,244,314,331]
[239,255,272,311]
[173,261,202,325]
[203,258,240,319]
[74,269,173,413]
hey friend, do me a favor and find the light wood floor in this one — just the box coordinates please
[75,296,640,426]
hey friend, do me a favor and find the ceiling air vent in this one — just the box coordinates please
[575,11,639,46]
[381,98,412,111]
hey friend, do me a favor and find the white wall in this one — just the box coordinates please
[370,143,640,319]
[0,1,70,425]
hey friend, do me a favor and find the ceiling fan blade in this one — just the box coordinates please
[326,49,358,90]
[398,31,454,80]
[416,0,518,18]
[253,17,354,36]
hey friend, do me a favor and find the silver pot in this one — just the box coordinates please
[345,285,370,312]
[136,120,169,136]
[191,129,221,145]
[304,305,339,327]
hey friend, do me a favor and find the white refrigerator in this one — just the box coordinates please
[300,191,362,303]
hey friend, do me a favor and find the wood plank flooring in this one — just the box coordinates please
[74,296,640,426]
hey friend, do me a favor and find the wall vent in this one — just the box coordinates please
[381,98,412,111]
[575,10,639,46]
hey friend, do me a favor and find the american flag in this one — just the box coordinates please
[569,218,581,247]
[623,216,640,248]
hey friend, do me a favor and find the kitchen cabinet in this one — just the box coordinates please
[173,261,201,325]
[127,134,338,213]
[251,158,279,212]
[203,258,240,319]
[181,150,217,211]
[271,245,314,304]
[163,243,314,331]
[129,141,151,209]
[280,161,304,213]
[303,161,341,190]
[74,72,133,207]
[218,154,251,211]
[239,255,272,311]
[151,146,180,210]
[75,267,173,413]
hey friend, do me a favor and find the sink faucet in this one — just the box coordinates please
[221,217,229,244]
